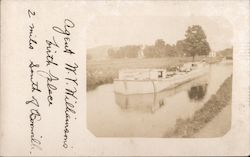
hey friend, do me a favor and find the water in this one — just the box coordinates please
[87,63,233,137]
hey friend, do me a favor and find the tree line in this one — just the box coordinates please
[107,25,211,60]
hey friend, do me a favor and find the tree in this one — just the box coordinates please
[165,44,177,57]
[107,48,116,58]
[120,45,140,58]
[176,40,187,56]
[143,45,157,58]
[108,46,140,58]
[217,47,233,58]
[183,25,211,61]
[155,39,165,49]
[155,39,166,57]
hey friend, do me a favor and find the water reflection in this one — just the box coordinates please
[188,84,208,101]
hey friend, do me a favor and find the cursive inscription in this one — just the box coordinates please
[63,63,78,148]
[37,70,59,106]
[26,96,39,107]
[26,13,78,152]
[28,9,37,49]
[29,109,42,151]
[28,60,41,92]
[52,19,78,148]
[45,36,59,66]
[53,19,75,55]
[26,9,42,153]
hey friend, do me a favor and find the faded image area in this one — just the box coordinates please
[86,16,233,137]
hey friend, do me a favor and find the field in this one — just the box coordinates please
[87,56,208,91]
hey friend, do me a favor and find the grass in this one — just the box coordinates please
[164,75,232,137]
[87,56,207,91]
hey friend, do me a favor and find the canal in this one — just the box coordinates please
[87,63,233,137]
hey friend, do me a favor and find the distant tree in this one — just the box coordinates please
[125,45,140,58]
[165,44,177,57]
[107,48,116,58]
[108,46,141,58]
[114,45,140,58]
[143,45,157,58]
[176,40,187,56]
[217,47,233,58]
[155,39,166,57]
[113,49,124,58]
[155,39,165,49]
[183,25,211,61]
[143,41,178,58]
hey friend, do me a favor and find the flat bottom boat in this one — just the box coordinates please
[114,62,209,95]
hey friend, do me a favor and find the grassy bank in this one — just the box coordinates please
[87,56,206,91]
[165,75,232,137]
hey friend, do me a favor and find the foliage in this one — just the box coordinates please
[108,45,141,58]
[182,25,211,60]
[217,47,233,58]
[143,45,157,58]
[106,25,211,59]
[143,39,178,58]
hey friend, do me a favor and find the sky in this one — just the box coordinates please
[87,16,233,51]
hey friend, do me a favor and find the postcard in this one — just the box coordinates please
[0,0,249,156]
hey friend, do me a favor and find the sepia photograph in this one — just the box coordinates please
[1,0,249,156]
[86,16,233,138]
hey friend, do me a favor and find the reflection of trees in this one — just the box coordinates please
[188,84,208,101]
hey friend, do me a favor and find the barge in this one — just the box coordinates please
[114,62,209,95]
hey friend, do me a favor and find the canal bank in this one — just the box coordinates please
[192,105,231,137]
[165,75,232,138]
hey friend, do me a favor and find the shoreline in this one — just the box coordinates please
[164,75,232,138]
[192,105,231,138]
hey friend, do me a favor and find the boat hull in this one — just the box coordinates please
[114,66,209,95]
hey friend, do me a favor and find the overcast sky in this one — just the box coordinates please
[87,16,233,51]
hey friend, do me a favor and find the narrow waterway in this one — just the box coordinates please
[87,63,233,137]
